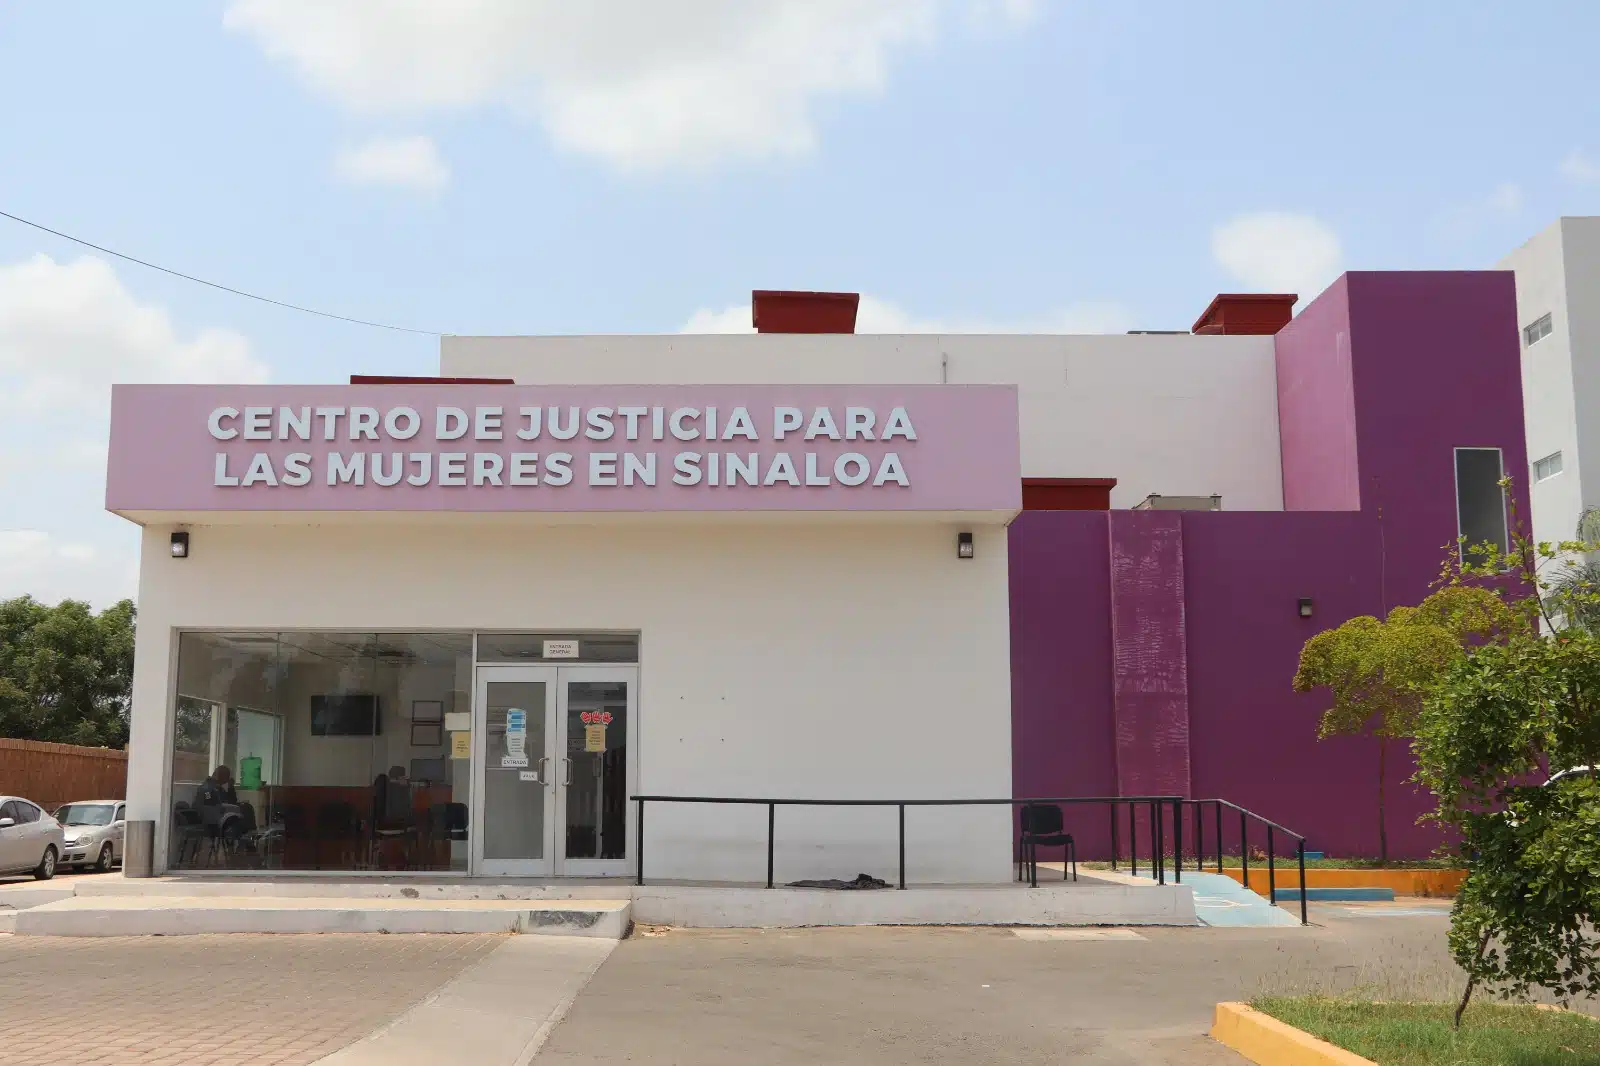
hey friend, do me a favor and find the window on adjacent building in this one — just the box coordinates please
[1534,451,1565,482]
[1456,448,1509,565]
[1524,313,1554,347]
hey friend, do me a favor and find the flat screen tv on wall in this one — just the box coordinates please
[310,694,381,736]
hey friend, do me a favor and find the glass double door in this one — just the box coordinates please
[472,666,635,877]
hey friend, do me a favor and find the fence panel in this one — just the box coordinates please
[0,739,128,812]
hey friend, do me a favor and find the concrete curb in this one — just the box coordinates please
[1210,1002,1378,1066]
[631,883,1198,927]
[1224,868,1468,899]
[13,897,631,938]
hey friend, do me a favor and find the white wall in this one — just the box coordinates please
[442,333,1286,511]
[1501,219,1586,553]
[125,516,1014,882]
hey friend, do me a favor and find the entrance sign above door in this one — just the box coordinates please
[106,384,1021,514]
[542,640,580,659]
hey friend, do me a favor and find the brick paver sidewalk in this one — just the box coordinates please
[0,933,503,1065]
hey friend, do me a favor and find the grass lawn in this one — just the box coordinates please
[1252,996,1600,1065]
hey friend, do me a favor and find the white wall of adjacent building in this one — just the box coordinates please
[442,333,1286,512]
[125,517,1015,883]
[1499,216,1600,552]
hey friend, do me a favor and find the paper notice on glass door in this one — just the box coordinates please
[584,723,606,753]
[504,708,528,765]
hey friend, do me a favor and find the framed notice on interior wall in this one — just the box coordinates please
[410,701,444,746]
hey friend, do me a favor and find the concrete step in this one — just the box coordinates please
[0,882,77,909]
[12,896,631,938]
[61,873,1200,928]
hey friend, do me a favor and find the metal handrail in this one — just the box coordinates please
[631,794,1183,892]
[1177,798,1309,926]
[629,793,1310,926]
[1203,798,1306,841]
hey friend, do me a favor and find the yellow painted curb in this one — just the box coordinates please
[1210,1002,1378,1066]
[1222,868,1467,898]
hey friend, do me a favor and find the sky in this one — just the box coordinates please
[3,1,1600,608]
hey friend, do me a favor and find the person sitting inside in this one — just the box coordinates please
[371,766,416,869]
[195,765,257,838]
[377,766,412,825]
[196,765,237,808]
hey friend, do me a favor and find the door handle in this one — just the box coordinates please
[562,758,573,787]
[536,756,550,787]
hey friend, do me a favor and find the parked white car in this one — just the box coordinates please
[53,801,126,872]
[0,796,65,880]
[1545,766,1596,786]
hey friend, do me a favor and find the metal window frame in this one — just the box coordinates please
[1533,450,1565,482]
[1452,446,1509,561]
[1524,312,1553,347]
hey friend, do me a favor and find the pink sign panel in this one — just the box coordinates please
[106,384,1021,514]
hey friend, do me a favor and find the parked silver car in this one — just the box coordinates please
[0,796,65,880]
[53,801,126,872]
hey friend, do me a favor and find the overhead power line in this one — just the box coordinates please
[0,208,441,336]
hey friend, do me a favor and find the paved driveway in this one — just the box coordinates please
[0,933,503,1065]
[538,903,1469,1065]
[0,902,1509,1066]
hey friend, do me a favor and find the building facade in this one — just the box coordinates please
[1498,216,1600,552]
[110,273,1529,878]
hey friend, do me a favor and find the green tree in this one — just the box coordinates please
[1293,586,1516,864]
[1541,507,1600,633]
[1411,482,1600,1026]
[1415,631,1600,1024]
[0,596,136,748]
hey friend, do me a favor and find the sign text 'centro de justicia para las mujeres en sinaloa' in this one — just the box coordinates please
[205,403,918,490]
[103,385,1022,513]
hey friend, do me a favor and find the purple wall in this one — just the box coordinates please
[1342,272,1532,607]
[1182,511,1436,858]
[1109,512,1192,798]
[1009,511,1116,856]
[1276,276,1361,512]
[1009,271,1530,861]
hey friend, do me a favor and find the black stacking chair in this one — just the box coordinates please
[1019,803,1077,887]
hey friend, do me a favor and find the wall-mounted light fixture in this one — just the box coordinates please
[170,531,190,559]
[957,532,974,559]
[1297,597,1314,618]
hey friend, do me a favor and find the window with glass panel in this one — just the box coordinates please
[168,633,471,873]
[1534,451,1564,482]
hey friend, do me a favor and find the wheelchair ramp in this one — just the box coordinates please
[1184,872,1301,927]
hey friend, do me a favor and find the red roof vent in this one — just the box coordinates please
[752,290,860,334]
[1022,478,1118,511]
[1191,294,1297,336]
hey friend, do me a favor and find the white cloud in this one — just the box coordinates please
[0,255,266,606]
[1435,183,1527,239]
[1486,182,1523,215]
[681,294,1134,334]
[0,531,134,606]
[334,134,450,193]
[224,0,1037,170]
[0,255,264,414]
[1210,212,1343,301]
[1561,150,1600,184]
